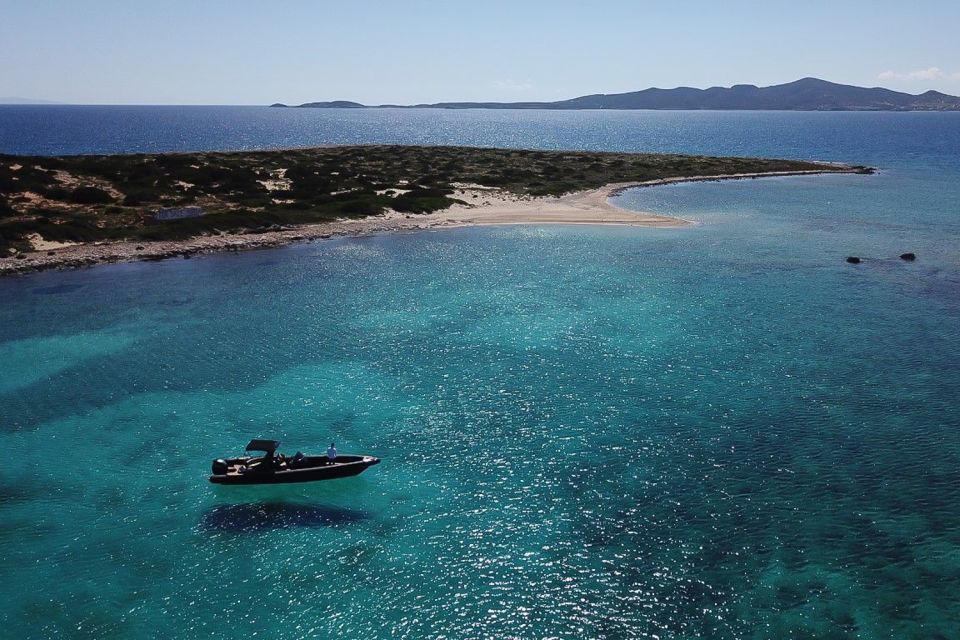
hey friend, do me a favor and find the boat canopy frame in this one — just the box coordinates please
[245,439,280,455]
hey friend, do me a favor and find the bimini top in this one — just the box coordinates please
[246,439,280,454]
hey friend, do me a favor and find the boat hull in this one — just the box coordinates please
[209,455,380,485]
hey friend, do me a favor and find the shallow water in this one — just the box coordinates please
[1,111,959,638]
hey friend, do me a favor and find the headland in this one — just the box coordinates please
[0,145,872,275]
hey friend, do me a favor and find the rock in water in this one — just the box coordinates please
[900,252,916,261]
[846,256,861,264]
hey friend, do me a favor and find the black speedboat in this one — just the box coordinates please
[209,439,380,485]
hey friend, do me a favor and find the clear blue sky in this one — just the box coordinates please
[2,0,959,104]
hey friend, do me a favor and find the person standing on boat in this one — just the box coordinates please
[327,442,337,462]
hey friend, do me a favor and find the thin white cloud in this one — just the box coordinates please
[879,67,960,81]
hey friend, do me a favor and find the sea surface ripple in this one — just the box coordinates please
[1,109,959,638]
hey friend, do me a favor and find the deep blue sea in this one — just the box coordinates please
[1,106,959,639]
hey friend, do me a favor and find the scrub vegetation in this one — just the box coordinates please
[0,145,867,254]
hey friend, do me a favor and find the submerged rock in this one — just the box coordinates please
[900,252,916,261]
[846,256,861,264]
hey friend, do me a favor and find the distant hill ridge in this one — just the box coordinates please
[270,100,364,109]
[274,78,960,111]
[0,97,63,105]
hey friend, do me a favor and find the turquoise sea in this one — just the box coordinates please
[1,108,959,638]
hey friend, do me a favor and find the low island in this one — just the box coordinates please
[0,145,872,275]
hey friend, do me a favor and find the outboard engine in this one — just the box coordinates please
[211,459,228,475]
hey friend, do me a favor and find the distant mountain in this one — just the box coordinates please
[0,97,63,105]
[271,100,364,108]
[277,78,960,111]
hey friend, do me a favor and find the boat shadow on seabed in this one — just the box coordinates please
[199,502,369,533]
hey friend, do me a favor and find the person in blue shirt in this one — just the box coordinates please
[327,442,337,462]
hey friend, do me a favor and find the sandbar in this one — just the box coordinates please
[0,168,861,276]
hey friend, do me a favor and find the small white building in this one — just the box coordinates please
[155,206,203,221]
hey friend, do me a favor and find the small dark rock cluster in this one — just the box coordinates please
[846,252,917,264]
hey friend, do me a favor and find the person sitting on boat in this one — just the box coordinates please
[327,442,337,462]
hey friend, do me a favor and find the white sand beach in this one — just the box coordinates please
[0,169,852,275]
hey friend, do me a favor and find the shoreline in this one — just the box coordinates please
[0,167,865,276]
